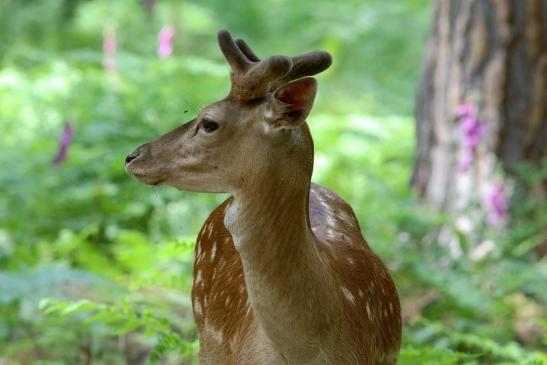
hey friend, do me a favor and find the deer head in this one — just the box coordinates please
[125,30,332,194]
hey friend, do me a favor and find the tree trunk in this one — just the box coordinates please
[412,0,547,241]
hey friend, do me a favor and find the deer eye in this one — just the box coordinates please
[198,118,219,133]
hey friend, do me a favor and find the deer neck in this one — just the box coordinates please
[224,125,315,256]
[223,152,338,361]
[224,169,312,257]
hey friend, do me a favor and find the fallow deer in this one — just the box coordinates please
[126,29,402,365]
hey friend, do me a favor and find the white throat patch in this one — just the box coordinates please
[223,200,243,250]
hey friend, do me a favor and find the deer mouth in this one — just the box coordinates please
[125,164,163,186]
[125,155,164,185]
[130,172,164,186]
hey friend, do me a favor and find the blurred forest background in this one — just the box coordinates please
[0,0,545,364]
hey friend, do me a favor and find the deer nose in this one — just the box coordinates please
[125,150,141,165]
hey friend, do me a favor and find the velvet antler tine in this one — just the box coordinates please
[233,38,291,81]
[218,29,250,72]
[247,55,292,82]
[219,30,330,101]
[236,55,292,100]
[235,38,260,62]
[283,51,332,81]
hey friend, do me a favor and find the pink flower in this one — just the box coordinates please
[461,115,486,149]
[455,102,477,118]
[53,121,74,166]
[103,29,117,72]
[487,183,508,225]
[455,102,486,171]
[157,25,175,59]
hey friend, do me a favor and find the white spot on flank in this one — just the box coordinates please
[366,302,372,320]
[340,211,352,223]
[210,241,217,260]
[341,286,355,304]
[207,223,214,238]
[194,299,202,316]
[225,297,231,306]
[389,302,394,313]
[358,289,364,298]
[195,270,203,285]
[347,257,355,265]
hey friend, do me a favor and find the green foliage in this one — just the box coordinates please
[399,346,473,365]
[0,0,545,364]
[39,298,199,362]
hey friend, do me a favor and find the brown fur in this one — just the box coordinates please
[126,30,402,364]
[192,182,402,364]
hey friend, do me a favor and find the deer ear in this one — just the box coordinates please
[267,77,317,129]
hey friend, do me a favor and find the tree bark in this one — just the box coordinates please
[412,0,547,227]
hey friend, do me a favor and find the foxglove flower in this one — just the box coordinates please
[455,102,477,119]
[487,183,508,224]
[103,29,117,72]
[53,121,74,166]
[456,102,486,171]
[157,25,175,59]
